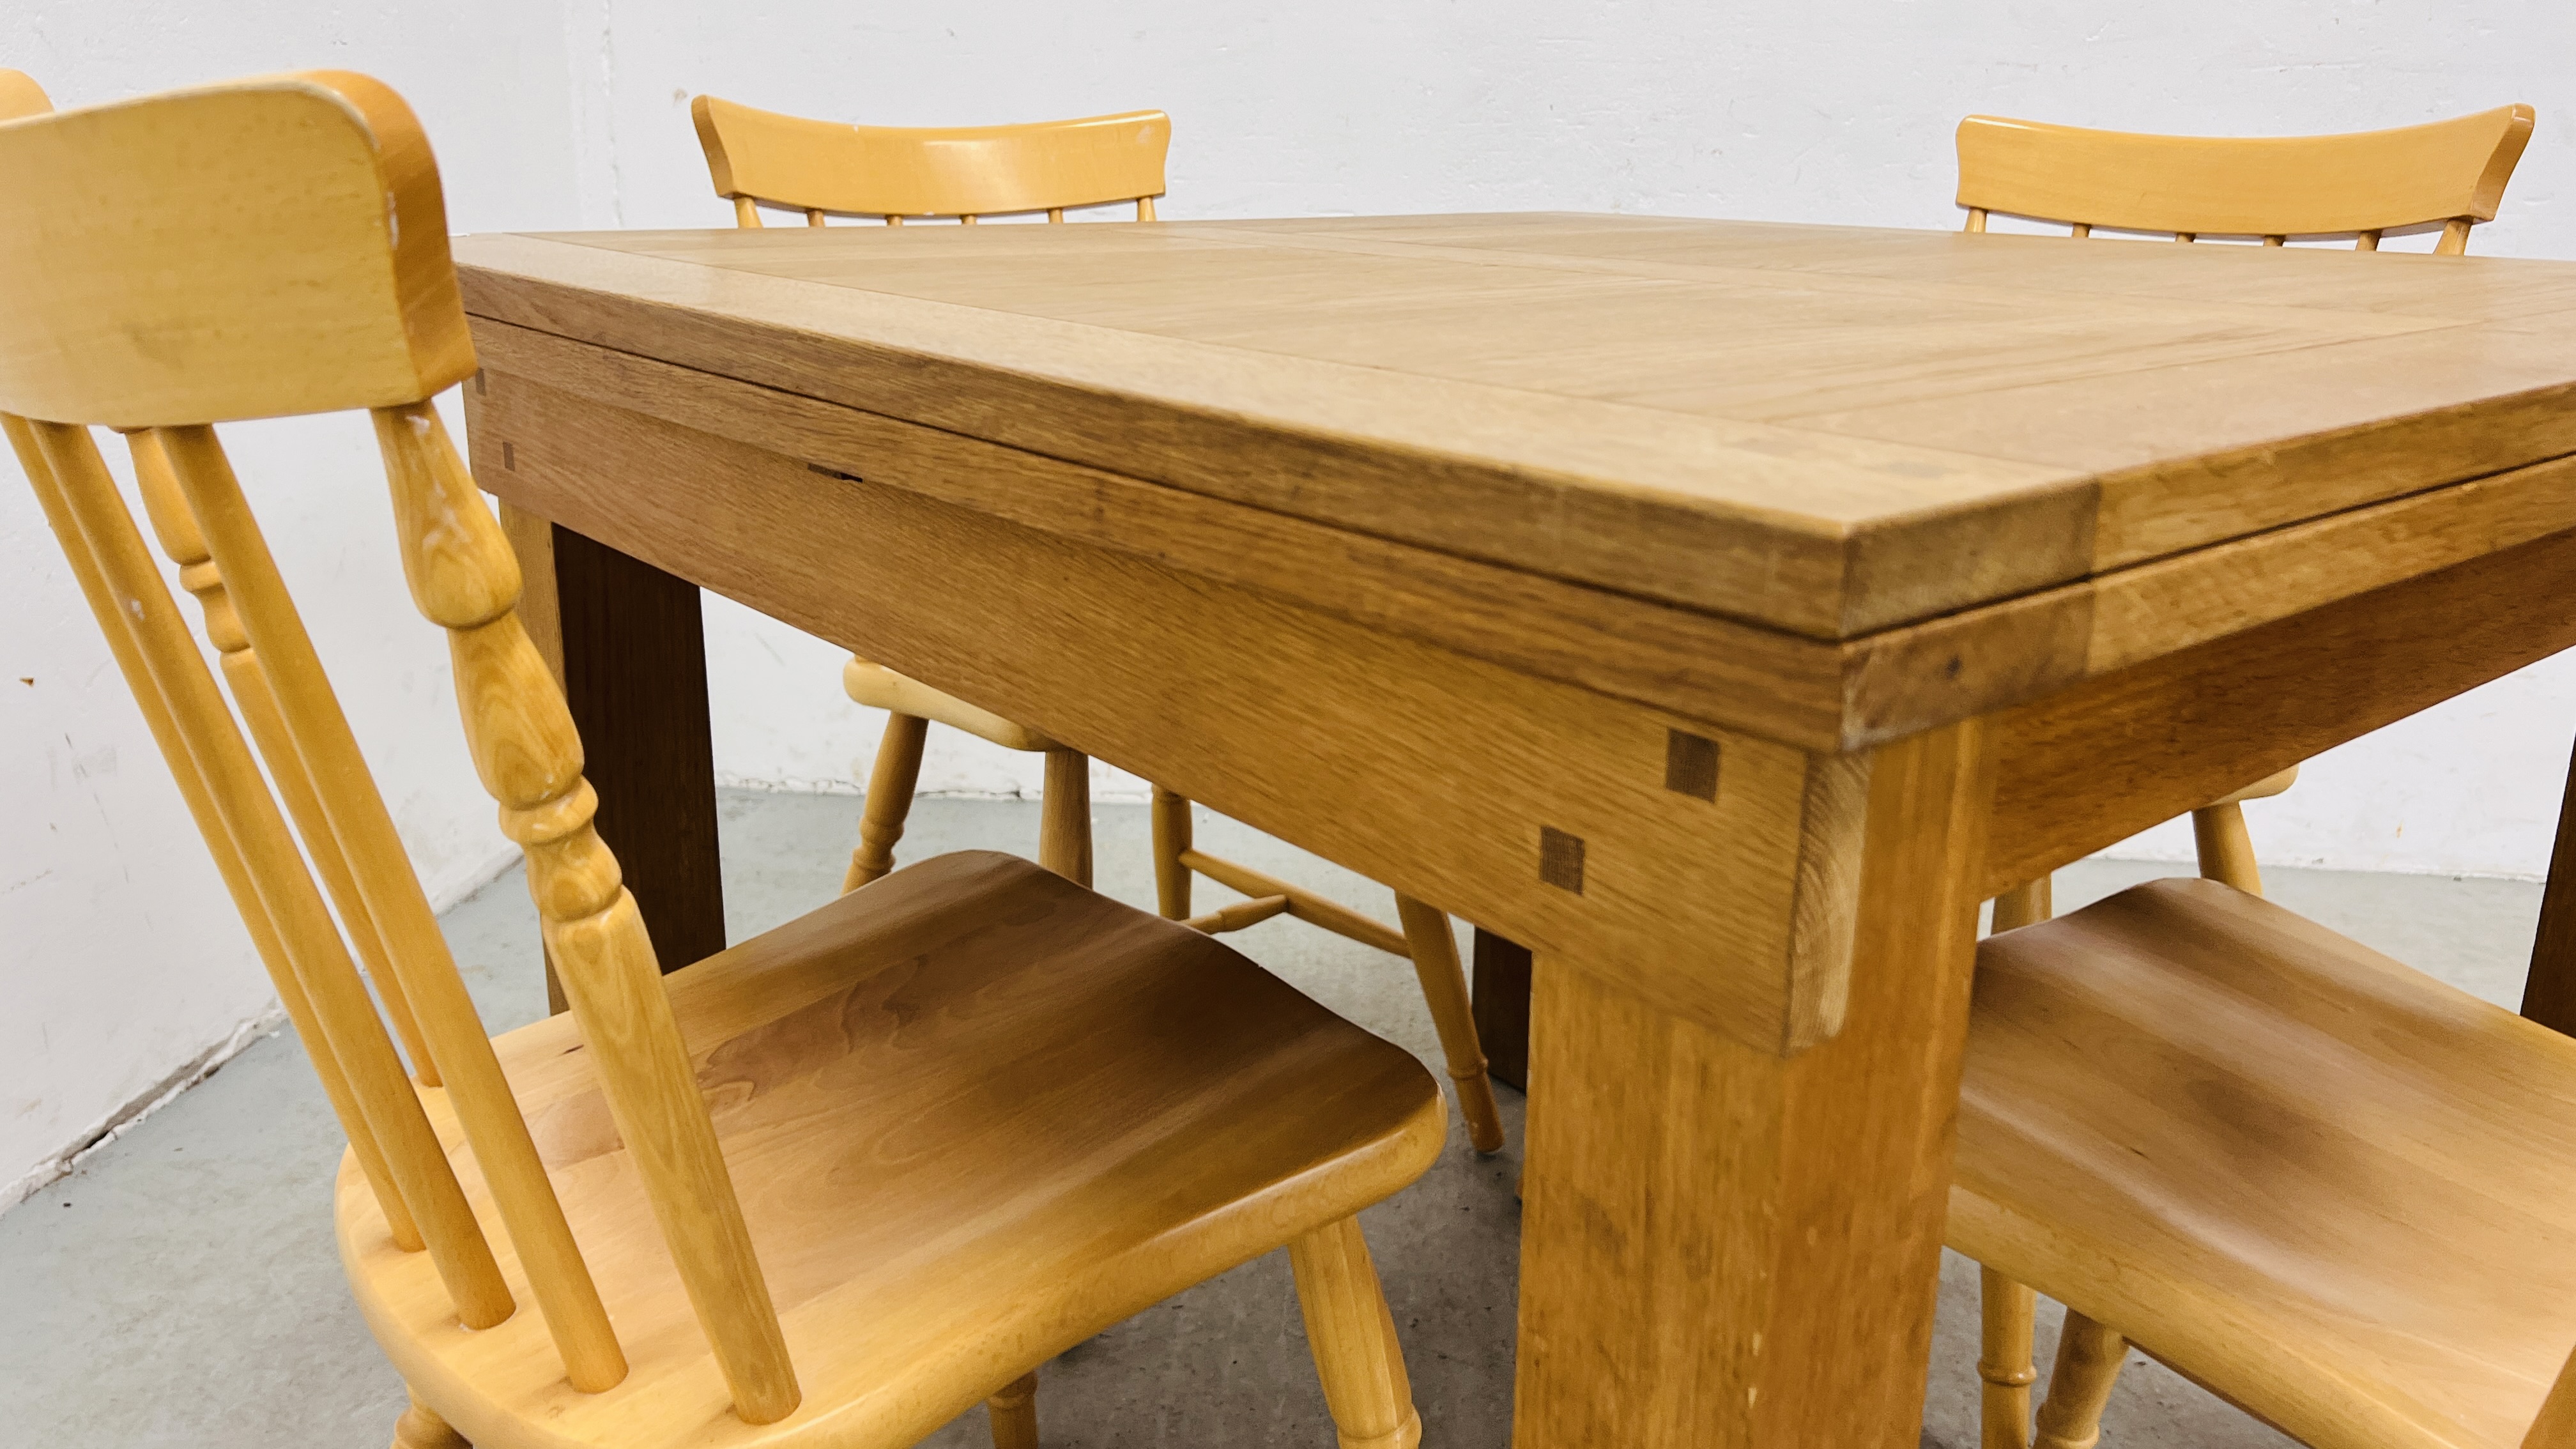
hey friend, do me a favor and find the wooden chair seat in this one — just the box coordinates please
[342,850,1446,1449]
[1952,878,2576,1449]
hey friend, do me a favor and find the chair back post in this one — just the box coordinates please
[22,414,512,1323]
[370,397,799,1419]
[155,419,631,1393]
[0,71,797,1416]
[1954,105,2535,249]
[2,411,425,1254]
[691,93,1169,226]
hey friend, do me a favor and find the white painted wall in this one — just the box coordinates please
[0,2,590,1204]
[5,1,2575,1206]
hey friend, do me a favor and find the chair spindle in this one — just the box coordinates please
[28,416,510,1326]
[157,420,627,1390]
[123,428,442,1085]
[4,413,424,1254]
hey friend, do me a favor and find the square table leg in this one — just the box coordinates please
[501,502,728,1007]
[1514,721,1989,1446]
[1472,928,1533,1091]
[2528,725,2576,1036]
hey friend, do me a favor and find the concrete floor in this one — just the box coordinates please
[0,790,2544,1448]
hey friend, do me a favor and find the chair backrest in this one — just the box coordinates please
[0,73,801,1424]
[1955,105,2534,252]
[691,93,1169,227]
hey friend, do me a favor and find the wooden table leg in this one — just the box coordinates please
[2527,726,2576,1036]
[1472,928,1533,1091]
[1515,721,1991,1447]
[502,502,727,1006]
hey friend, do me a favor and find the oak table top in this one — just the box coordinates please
[457,215,2576,755]
[456,214,2576,1449]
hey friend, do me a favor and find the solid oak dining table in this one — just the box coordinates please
[453,212,2576,1447]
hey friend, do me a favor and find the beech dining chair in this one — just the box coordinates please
[1,72,1444,1449]
[689,93,1508,1158]
[1952,103,2544,1449]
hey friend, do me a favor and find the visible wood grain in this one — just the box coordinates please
[2527,729,2576,1037]
[7,72,1454,1449]
[1175,842,1505,1150]
[0,72,472,427]
[465,319,1860,748]
[453,229,2082,638]
[1470,930,1532,1092]
[4,413,424,1257]
[1986,525,2576,896]
[346,852,1446,1449]
[1955,107,2533,241]
[468,312,2576,752]
[1951,878,2576,1448]
[376,401,789,1416]
[1515,721,1990,1447]
[456,217,2576,638]
[469,374,1868,1054]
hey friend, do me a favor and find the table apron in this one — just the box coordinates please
[466,367,1878,1057]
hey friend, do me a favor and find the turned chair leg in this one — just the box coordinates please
[2034,1310,2129,1449]
[986,1371,1039,1449]
[392,1388,470,1449]
[2191,802,2264,895]
[1149,783,1192,918]
[845,710,930,893]
[1393,895,1505,1153]
[1977,1267,2037,1449]
[1289,1215,1422,1449]
[1038,747,1094,888]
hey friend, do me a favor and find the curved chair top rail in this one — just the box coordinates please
[691,93,1169,220]
[0,72,801,1423]
[0,68,50,120]
[1956,104,2535,245]
[0,70,474,429]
